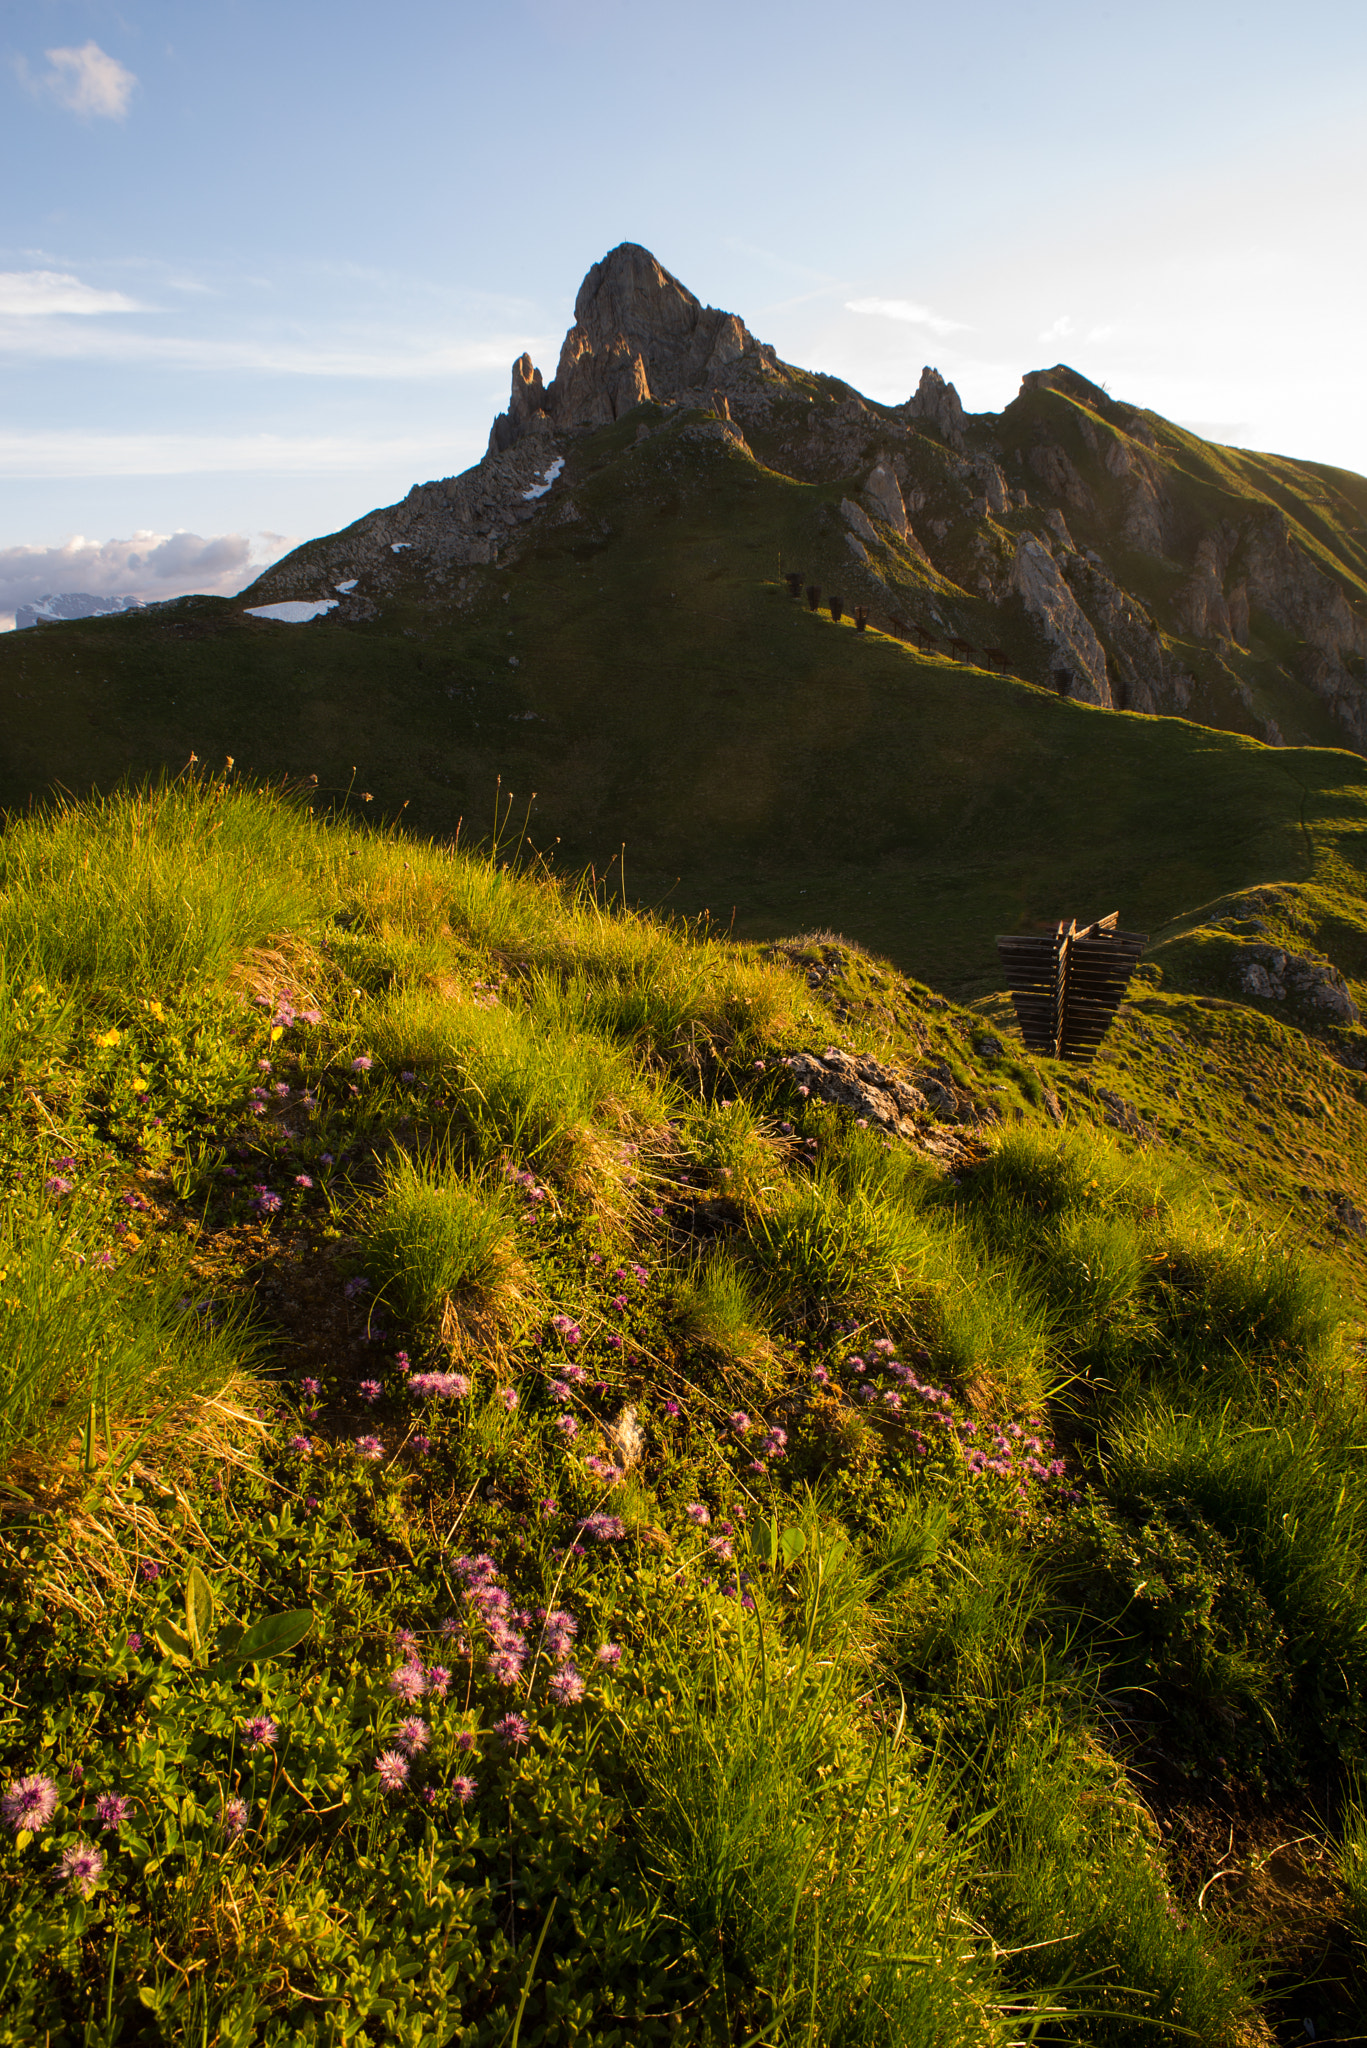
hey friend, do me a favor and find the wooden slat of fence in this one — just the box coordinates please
[996,917,1146,1063]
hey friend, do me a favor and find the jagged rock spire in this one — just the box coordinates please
[489,242,761,453]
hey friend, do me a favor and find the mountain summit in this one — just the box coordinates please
[239,240,1367,755]
[490,242,767,449]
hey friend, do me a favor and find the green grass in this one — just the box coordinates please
[6,775,1367,2040]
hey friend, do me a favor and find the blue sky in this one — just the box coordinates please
[2,0,1365,623]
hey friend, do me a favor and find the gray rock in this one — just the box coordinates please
[840,499,880,548]
[786,1049,930,1139]
[903,366,966,449]
[1009,537,1112,706]
[863,462,909,537]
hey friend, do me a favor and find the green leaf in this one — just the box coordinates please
[153,1618,193,1664]
[185,1565,214,1653]
[206,1607,314,1674]
[752,1519,778,1566]
[779,1524,807,1567]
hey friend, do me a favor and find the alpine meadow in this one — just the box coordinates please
[6,244,1367,2045]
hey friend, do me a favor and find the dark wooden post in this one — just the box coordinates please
[854,605,867,632]
[829,596,843,624]
[806,585,821,611]
[786,572,804,598]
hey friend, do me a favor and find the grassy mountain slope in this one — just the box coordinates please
[5,776,1367,2043]
[5,408,1367,1015]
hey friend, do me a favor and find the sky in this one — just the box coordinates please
[2,0,1365,628]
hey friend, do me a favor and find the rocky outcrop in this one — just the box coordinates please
[1010,537,1112,705]
[1062,556,1170,713]
[863,461,909,537]
[783,1048,981,1161]
[841,499,880,548]
[1174,529,1243,642]
[488,242,762,453]
[1235,945,1361,1024]
[903,367,966,450]
[1241,509,1367,664]
[1028,441,1094,514]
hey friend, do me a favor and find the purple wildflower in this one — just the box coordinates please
[95,1793,130,1832]
[289,1434,312,1455]
[709,1537,735,1562]
[412,1433,433,1454]
[358,1380,382,1404]
[395,1718,430,1756]
[426,1664,451,1699]
[729,1411,751,1435]
[352,1055,373,1073]
[61,1840,105,1899]
[555,1414,579,1438]
[126,1633,142,1653]
[663,1398,681,1418]
[301,1376,321,1397]
[596,1642,622,1666]
[344,1276,370,1300]
[295,1173,314,1188]
[388,1663,427,1704]
[453,1773,477,1803]
[409,1371,470,1398]
[581,1512,626,1541]
[495,1712,530,1749]
[139,1560,161,1583]
[547,1666,585,1705]
[44,1174,74,1196]
[221,1796,248,1837]
[1,1774,58,1833]
[375,1749,409,1791]
[499,1387,518,1412]
[242,1716,278,1750]
[355,1435,384,1460]
[255,1191,283,1214]
[685,1503,711,1526]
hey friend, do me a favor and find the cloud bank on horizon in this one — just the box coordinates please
[0,530,291,633]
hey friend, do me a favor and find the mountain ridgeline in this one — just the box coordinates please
[4,241,1367,1015]
[254,240,1367,749]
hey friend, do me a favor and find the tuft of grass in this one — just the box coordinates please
[674,1247,774,1367]
[363,1152,527,1354]
[630,1554,1001,2045]
[0,1183,252,1481]
[0,774,330,999]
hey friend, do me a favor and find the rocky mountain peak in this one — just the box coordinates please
[1019,364,1113,411]
[490,242,762,453]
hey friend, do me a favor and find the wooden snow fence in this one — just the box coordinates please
[996,913,1147,1063]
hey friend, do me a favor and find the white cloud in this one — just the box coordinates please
[39,43,137,120]
[0,429,454,479]
[1038,314,1076,343]
[0,270,142,317]
[0,530,292,615]
[846,296,969,336]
